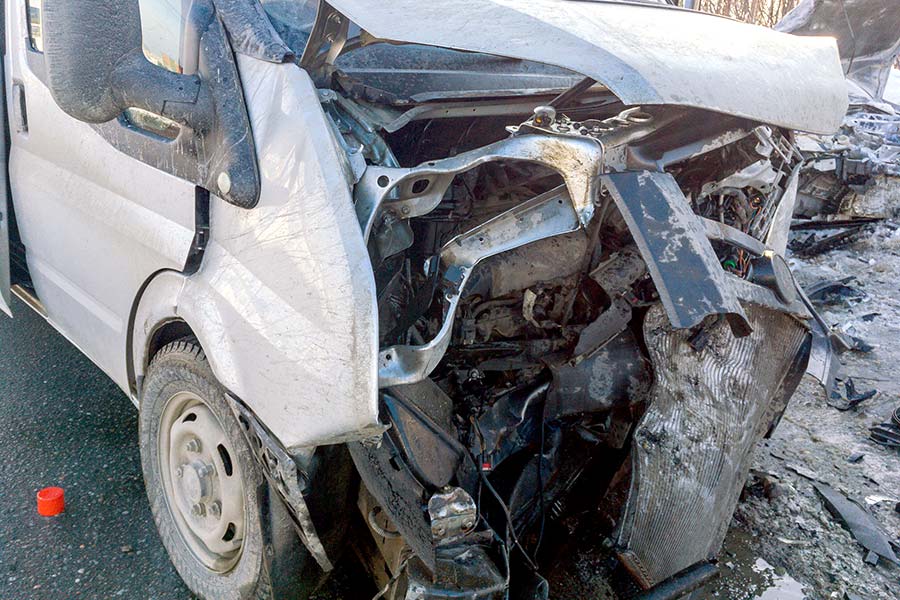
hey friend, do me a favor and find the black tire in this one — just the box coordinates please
[139,339,314,600]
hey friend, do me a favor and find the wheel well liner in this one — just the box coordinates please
[147,319,197,366]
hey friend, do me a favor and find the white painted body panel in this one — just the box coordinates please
[5,0,196,390]
[133,57,379,449]
[327,0,848,134]
[7,0,377,449]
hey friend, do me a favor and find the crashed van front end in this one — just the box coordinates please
[778,0,900,221]
[244,1,849,597]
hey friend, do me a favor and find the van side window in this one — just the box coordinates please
[138,0,188,74]
[26,0,43,52]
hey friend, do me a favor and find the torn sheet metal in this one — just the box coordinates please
[778,0,900,104]
[617,304,807,587]
[355,134,604,236]
[316,0,847,133]
[868,405,900,448]
[790,217,881,256]
[814,483,900,566]
[798,284,841,399]
[828,377,876,411]
[226,394,333,571]
[601,171,750,336]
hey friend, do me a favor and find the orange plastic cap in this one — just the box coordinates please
[37,487,65,516]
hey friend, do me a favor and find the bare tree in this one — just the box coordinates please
[692,0,800,27]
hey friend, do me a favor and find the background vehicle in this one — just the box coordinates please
[0,0,848,598]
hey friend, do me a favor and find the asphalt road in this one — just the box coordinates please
[0,298,192,599]
[0,298,368,600]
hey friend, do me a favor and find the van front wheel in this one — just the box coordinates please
[139,339,313,600]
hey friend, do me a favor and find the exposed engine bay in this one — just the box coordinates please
[332,89,812,597]
[249,1,847,597]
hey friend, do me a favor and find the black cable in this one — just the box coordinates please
[470,418,540,573]
[533,412,547,557]
[397,392,544,573]
[480,468,540,573]
[549,76,597,109]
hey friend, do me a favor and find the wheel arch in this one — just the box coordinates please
[128,269,194,401]
[132,276,352,584]
[146,319,198,371]
[128,264,381,449]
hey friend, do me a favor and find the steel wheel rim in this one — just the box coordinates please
[158,391,246,573]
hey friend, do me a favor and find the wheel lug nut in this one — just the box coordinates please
[208,501,221,519]
[175,466,184,478]
[191,503,206,517]
[185,438,201,453]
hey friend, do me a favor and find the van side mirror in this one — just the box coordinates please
[39,0,261,209]
[41,0,212,132]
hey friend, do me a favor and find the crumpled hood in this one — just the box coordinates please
[777,0,900,105]
[325,0,848,134]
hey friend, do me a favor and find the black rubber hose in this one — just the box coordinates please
[631,561,720,600]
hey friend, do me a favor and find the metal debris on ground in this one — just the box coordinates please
[789,218,882,257]
[848,336,874,353]
[785,463,822,482]
[863,495,899,507]
[814,483,900,568]
[868,405,900,448]
[791,217,885,230]
[805,276,865,306]
[828,377,877,411]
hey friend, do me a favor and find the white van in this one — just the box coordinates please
[1,1,847,598]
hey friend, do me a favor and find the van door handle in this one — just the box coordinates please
[11,83,28,134]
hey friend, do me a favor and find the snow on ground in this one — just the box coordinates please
[703,220,900,599]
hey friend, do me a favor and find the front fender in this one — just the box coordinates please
[132,58,380,450]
